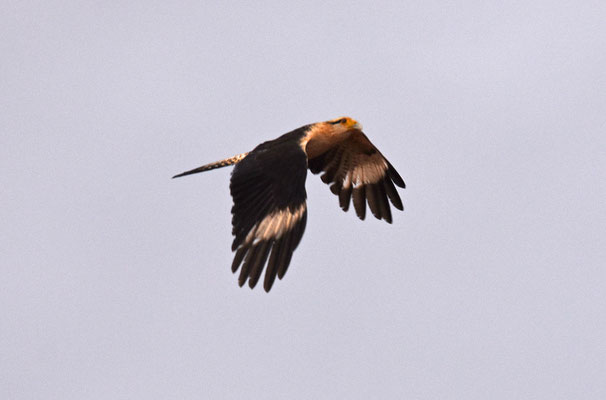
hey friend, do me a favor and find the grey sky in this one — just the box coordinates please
[2,1,605,399]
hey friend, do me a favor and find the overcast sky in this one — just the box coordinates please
[2,1,605,399]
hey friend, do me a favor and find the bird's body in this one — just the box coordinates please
[174,117,405,292]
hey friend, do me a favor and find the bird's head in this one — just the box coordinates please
[326,116,362,131]
[301,116,364,158]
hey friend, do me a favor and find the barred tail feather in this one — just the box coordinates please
[173,153,249,178]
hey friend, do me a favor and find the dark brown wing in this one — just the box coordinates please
[229,129,309,292]
[308,130,405,223]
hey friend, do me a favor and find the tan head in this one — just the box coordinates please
[302,116,363,158]
[326,116,362,132]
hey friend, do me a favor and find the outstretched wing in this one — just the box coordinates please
[229,134,308,292]
[307,130,405,223]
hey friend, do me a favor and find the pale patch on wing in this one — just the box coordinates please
[318,130,390,188]
[244,203,307,245]
[348,154,388,187]
[307,130,405,223]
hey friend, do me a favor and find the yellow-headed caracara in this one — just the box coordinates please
[173,117,405,292]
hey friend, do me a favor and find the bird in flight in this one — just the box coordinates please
[173,117,405,292]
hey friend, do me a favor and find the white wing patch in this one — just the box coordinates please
[340,153,388,188]
[245,203,307,245]
[307,130,405,223]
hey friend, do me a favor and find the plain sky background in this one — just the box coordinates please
[2,1,605,399]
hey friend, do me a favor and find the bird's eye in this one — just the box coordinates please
[329,118,348,125]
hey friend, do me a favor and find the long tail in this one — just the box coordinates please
[172,152,249,178]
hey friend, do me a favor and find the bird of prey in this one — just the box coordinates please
[173,117,405,292]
